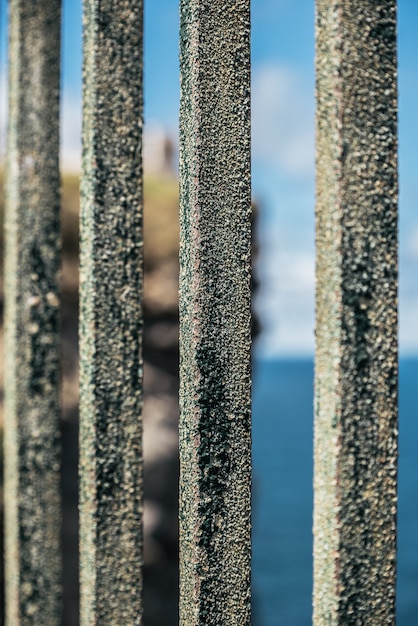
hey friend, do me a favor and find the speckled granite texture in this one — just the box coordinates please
[179,2,252,625]
[4,2,62,623]
[79,1,144,624]
[314,1,398,624]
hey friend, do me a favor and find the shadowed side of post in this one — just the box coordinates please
[314,1,398,624]
[4,1,62,624]
[179,2,252,625]
[79,1,144,624]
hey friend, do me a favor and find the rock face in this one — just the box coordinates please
[142,177,182,624]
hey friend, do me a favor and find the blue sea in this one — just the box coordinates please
[252,358,418,626]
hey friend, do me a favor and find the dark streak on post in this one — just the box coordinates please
[79,1,144,623]
[314,1,398,624]
[179,2,252,625]
[4,1,62,623]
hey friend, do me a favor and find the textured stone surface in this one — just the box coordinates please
[4,1,62,624]
[314,1,398,624]
[179,2,252,625]
[79,1,144,624]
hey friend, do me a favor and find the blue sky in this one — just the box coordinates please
[1,0,418,357]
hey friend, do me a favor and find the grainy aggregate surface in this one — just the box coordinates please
[179,2,252,625]
[79,1,144,624]
[315,1,398,624]
[4,2,62,624]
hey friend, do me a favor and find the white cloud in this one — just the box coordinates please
[0,69,7,163]
[252,0,290,21]
[400,294,418,353]
[60,93,82,172]
[252,63,315,179]
[255,234,315,357]
[404,224,418,261]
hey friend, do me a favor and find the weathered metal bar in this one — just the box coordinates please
[79,1,144,623]
[4,1,62,623]
[314,1,398,624]
[179,2,252,625]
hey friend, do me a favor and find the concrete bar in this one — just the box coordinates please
[79,1,144,623]
[314,1,398,624]
[4,1,62,623]
[179,2,251,625]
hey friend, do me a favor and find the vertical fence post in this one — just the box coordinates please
[4,1,62,623]
[79,1,144,623]
[179,2,252,625]
[314,1,398,623]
